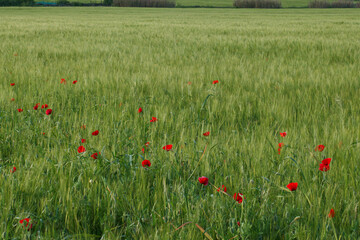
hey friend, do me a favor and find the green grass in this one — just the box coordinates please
[176,0,234,7]
[1,7,360,239]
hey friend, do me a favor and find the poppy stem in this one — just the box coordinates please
[186,144,208,182]
[330,219,338,240]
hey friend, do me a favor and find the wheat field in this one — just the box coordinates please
[0,8,360,239]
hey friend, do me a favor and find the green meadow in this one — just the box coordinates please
[1,8,360,239]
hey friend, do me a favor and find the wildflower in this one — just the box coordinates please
[60,78,66,84]
[19,218,33,231]
[233,193,244,203]
[280,132,287,137]
[319,158,331,172]
[142,160,151,167]
[138,107,142,113]
[10,98,15,101]
[92,130,99,136]
[203,131,210,136]
[217,185,227,192]
[315,145,325,152]
[162,144,173,151]
[212,80,219,84]
[150,117,158,122]
[17,109,23,112]
[11,83,15,86]
[78,146,86,153]
[198,176,209,186]
[319,163,330,171]
[10,167,16,173]
[328,209,335,218]
[73,80,77,84]
[41,104,48,109]
[45,109,52,115]
[286,182,298,191]
[91,152,99,159]
[322,158,331,166]
[81,139,86,143]
[278,143,284,155]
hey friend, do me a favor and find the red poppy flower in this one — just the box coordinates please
[315,145,325,152]
[41,104,48,109]
[81,139,86,143]
[187,81,192,85]
[10,98,15,101]
[322,158,331,166]
[217,185,227,192]
[212,80,219,84]
[198,176,209,186]
[141,148,145,153]
[319,163,330,172]
[17,109,23,112]
[286,182,298,191]
[319,158,332,172]
[233,193,244,203]
[237,221,241,227]
[19,218,33,231]
[91,152,99,159]
[73,80,77,84]
[328,209,335,218]
[60,78,66,84]
[11,83,15,86]
[92,130,99,136]
[10,167,16,173]
[19,218,30,225]
[42,132,45,135]
[150,117,158,122]
[77,146,86,153]
[138,107,142,113]
[45,109,52,115]
[162,144,173,151]
[203,131,210,136]
[145,142,150,147]
[280,132,287,137]
[278,148,281,155]
[278,143,284,148]
[142,160,151,167]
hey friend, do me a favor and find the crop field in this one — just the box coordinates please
[1,8,360,239]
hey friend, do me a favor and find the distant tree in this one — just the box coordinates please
[104,0,112,5]
[0,0,34,6]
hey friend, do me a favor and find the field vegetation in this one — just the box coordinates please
[0,8,360,239]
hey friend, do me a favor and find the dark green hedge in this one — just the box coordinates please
[0,0,34,6]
